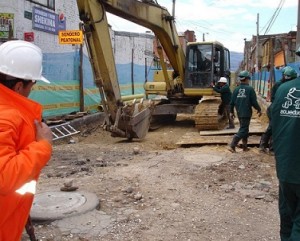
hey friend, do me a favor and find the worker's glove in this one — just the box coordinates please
[230,113,235,119]
[257,111,262,117]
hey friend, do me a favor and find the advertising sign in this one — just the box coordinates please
[59,30,83,44]
[32,7,66,35]
[0,13,14,39]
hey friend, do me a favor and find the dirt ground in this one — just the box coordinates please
[22,114,280,241]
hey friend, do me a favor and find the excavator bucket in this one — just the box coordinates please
[127,107,152,139]
[109,100,153,140]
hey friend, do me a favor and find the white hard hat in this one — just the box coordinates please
[218,77,227,83]
[0,40,50,83]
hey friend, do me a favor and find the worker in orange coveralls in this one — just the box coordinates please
[0,40,53,241]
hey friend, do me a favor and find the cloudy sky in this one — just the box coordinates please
[107,0,298,53]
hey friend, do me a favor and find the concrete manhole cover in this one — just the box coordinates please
[30,191,99,222]
[184,153,223,166]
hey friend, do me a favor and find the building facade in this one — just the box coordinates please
[0,0,157,118]
[241,31,299,101]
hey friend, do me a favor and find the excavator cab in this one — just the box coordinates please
[182,41,232,130]
[184,41,231,96]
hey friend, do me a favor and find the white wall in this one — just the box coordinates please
[0,0,80,53]
[114,31,154,65]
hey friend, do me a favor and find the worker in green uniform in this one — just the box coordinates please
[259,66,293,153]
[271,66,299,241]
[212,77,235,129]
[229,70,261,152]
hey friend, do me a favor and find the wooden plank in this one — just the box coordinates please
[199,124,265,136]
[198,118,266,136]
[176,133,261,146]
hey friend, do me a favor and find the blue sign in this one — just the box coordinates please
[32,7,66,35]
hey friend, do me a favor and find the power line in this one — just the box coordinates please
[176,19,233,36]
[261,0,285,35]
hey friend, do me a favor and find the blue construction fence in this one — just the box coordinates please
[249,62,300,101]
[29,50,155,118]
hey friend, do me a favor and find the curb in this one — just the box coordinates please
[68,112,105,129]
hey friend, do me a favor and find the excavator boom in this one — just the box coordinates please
[77,0,153,139]
[101,0,185,81]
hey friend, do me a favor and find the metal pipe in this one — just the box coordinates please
[121,94,145,101]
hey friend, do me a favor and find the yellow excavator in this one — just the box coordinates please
[76,0,231,139]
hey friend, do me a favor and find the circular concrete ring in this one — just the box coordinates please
[30,191,99,222]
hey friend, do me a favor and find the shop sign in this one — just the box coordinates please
[32,6,66,35]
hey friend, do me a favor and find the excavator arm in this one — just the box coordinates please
[77,0,164,139]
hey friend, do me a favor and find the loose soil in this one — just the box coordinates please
[22,115,279,241]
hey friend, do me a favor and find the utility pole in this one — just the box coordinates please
[244,38,248,71]
[172,0,175,17]
[202,32,208,42]
[256,13,259,73]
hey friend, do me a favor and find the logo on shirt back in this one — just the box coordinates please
[237,88,246,98]
[280,87,300,117]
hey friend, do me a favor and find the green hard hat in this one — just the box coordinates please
[281,66,292,73]
[238,70,250,80]
[284,67,297,79]
[281,66,290,74]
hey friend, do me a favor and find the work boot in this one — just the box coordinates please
[228,118,235,129]
[259,134,269,153]
[242,138,249,151]
[268,138,274,155]
[269,137,273,152]
[228,135,240,153]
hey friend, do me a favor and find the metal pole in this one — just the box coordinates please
[296,1,300,61]
[145,57,147,82]
[256,13,259,73]
[268,38,275,101]
[172,0,175,18]
[131,48,134,95]
[79,23,84,112]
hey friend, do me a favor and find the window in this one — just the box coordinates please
[25,0,55,10]
[48,0,55,9]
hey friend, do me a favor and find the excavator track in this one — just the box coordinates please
[194,96,227,131]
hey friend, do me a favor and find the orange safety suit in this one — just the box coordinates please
[0,84,52,241]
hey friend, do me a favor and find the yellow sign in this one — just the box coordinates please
[58,30,83,44]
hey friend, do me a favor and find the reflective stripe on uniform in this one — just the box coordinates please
[15,180,36,195]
